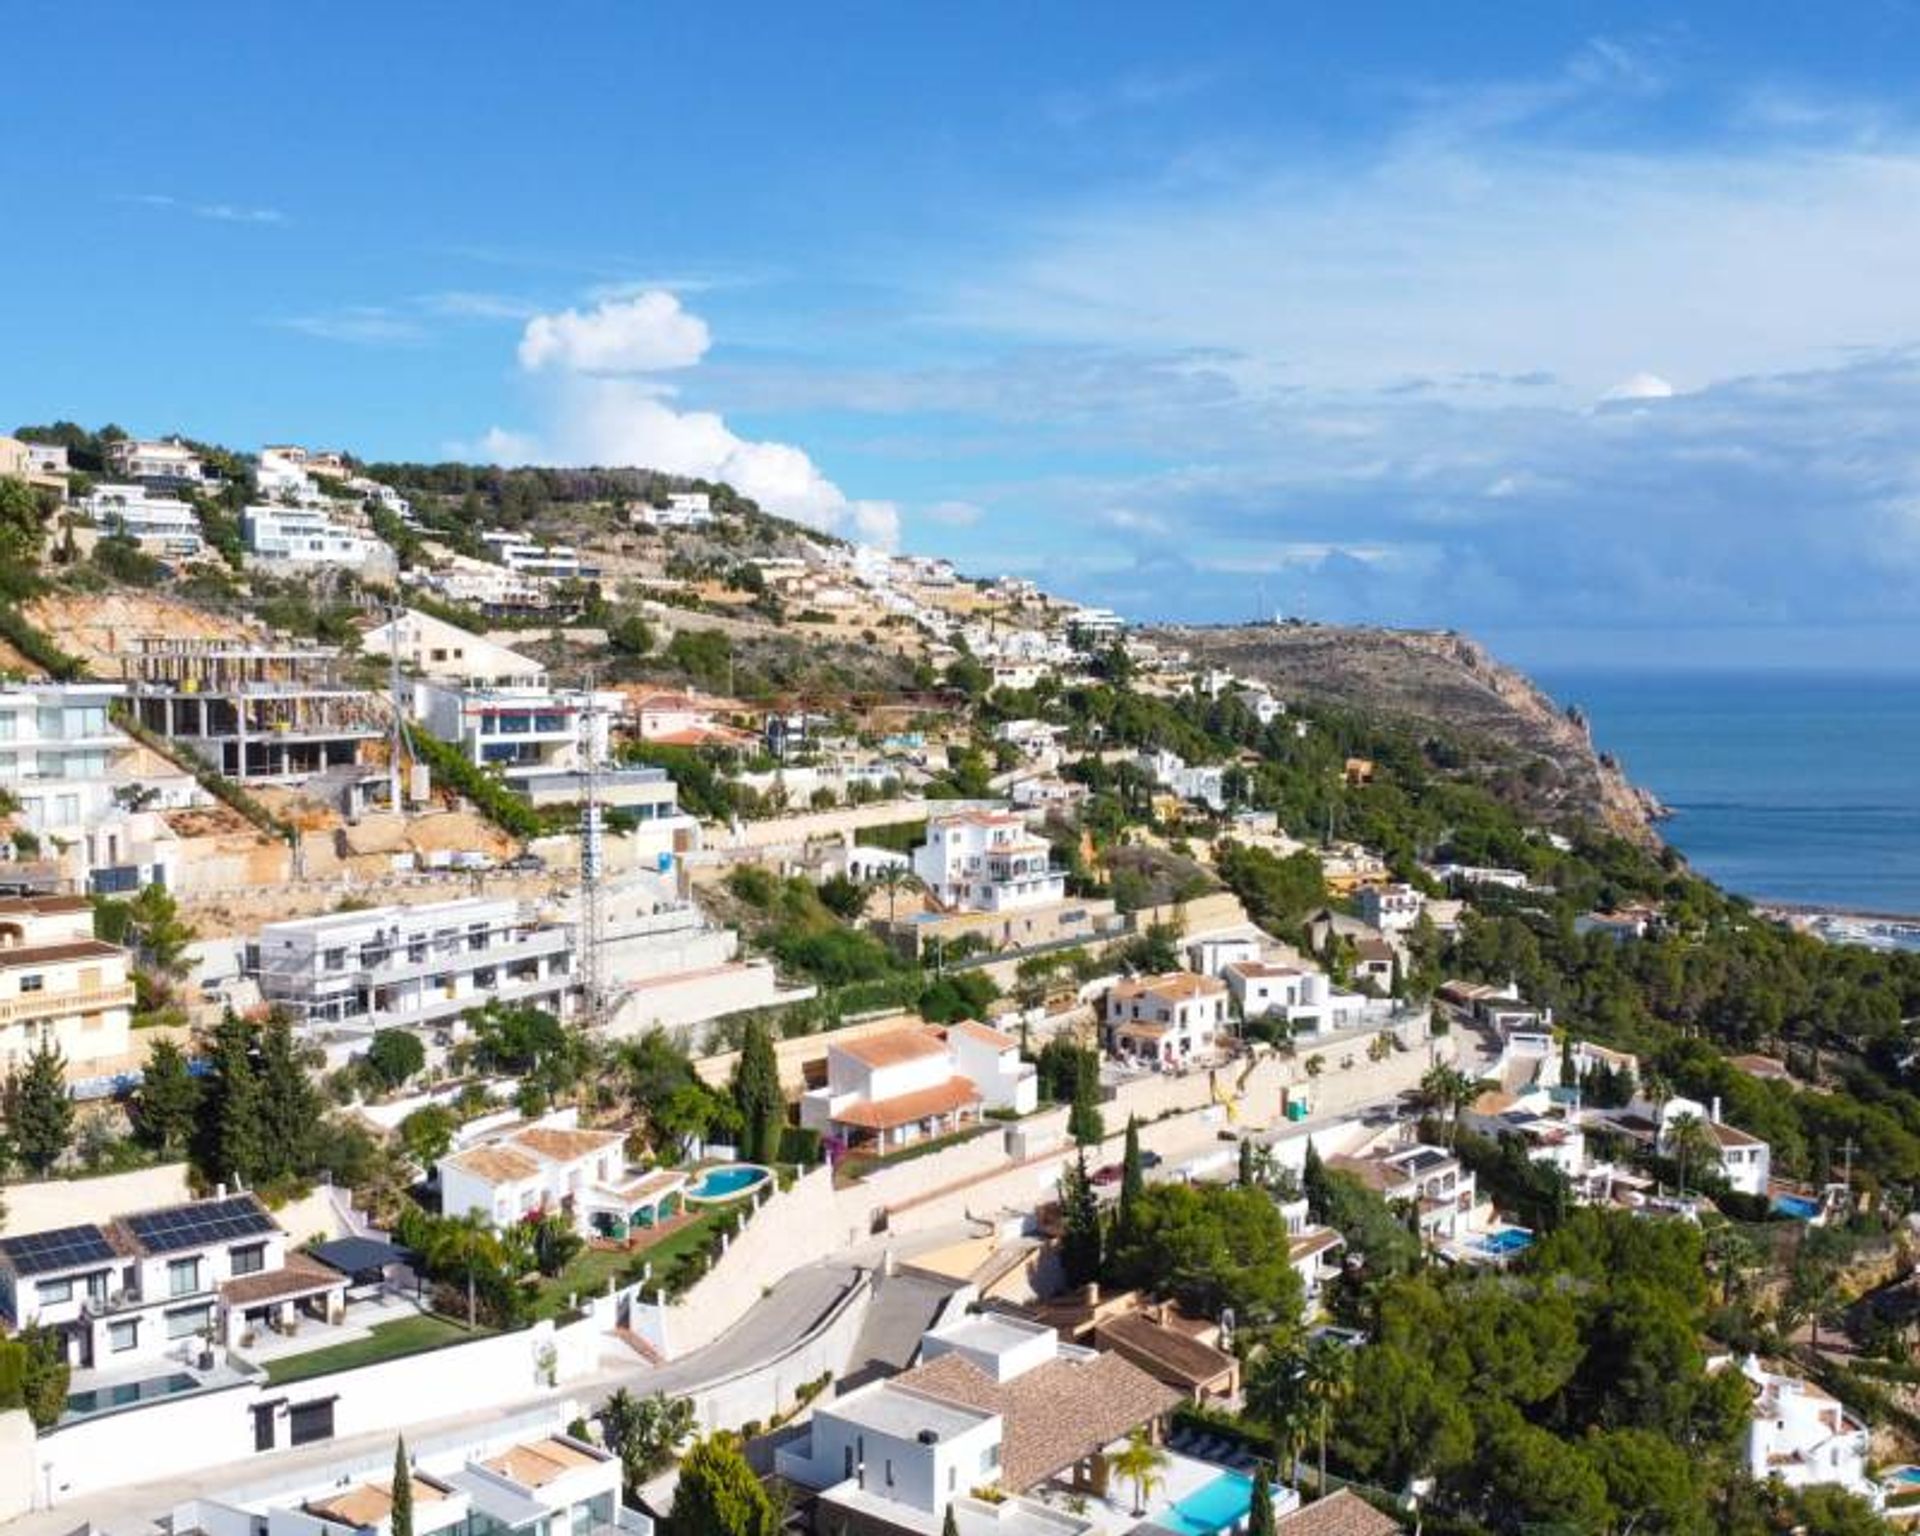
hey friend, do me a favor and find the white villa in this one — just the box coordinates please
[105,436,208,488]
[0,893,136,1085]
[1222,961,1371,1037]
[911,811,1065,913]
[84,483,205,557]
[801,1027,986,1153]
[411,680,619,784]
[243,503,389,571]
[1103,973,1229,1069]
[363,609,547,689]
[1327,1144,1479,1246]
[1726,1355,1880,1509]
[1356,883,1425,934]
[438,1111,687,1239]
[1658,1095,1772,1197]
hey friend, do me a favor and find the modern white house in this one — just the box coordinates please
[0,894,136,1084]
[438,1111,686,1239]
[243,503,391,572]
[1138,749,1226,813]
[1222,961,1371,1037]
[1278,1196,1346,1307]
[83,483,206,557]
[911,811,1065,913]
[363,609,547,689]
[945,1020,1040,1115]
[801,1027,986,1152]
[1356,883,1425,934]
[1727,1355,1881,1509]
[412,681,619,784]
[250,896,575,1038]
[1328,1144,1479,1246]
[0,1193,348,1369]
[1658,1095,1772,1197]
[171,1419,648,1536]
[776,1313,1178,1535]
[481,530,587,581]
[635,491,715,528]
[1103,973,1229,1069]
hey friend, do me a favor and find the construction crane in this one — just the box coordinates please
[576,666,606,1031]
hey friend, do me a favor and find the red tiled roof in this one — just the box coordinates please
[834,1076,981,1132]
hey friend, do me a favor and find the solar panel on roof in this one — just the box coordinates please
[124,1196,277,1255]
[0,1223,115,1276]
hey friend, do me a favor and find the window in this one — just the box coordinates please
[109,1319,139,1353]
[323,948,347,972]
[288,1398,335,1446]
[168,1257,201,1296]
[37,1277,72,1304]
[981,1444,1000,1473]
[19,975,43,994]
[166,1304,211,1340]
[230,1243,266,1276]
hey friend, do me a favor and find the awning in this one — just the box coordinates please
[307,1236,412,1280]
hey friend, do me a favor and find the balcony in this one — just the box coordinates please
[0,981,137,1025]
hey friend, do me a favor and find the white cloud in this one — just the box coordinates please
[517,291,710,374]
[922,499,985,527]
[278,307,426,345]
[477,291,885,540]
[1603,371,1676,402]
[122,192,286,225]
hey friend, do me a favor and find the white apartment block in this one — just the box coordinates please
[85,482,205,557]
[1357,882,1425,933]
[0,682,195,895]
[105,437,208,488]
[251,895,574,1039]
[243,504,390,571]
[482,530,586,581]
[911,810,1065,913]
[1104,972,1229,1068]
[0,894,135,1083]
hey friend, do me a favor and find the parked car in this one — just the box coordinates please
[1091,1163,1124,1186]
[503,852,546,873]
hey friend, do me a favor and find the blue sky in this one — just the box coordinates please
[7,2,1920,669]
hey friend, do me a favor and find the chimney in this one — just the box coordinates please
[215,1181,227,1200]
[1711,1096,1722,1124]
[1082,1281,1099,1305]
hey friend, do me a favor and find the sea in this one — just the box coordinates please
[1538,671,1920,919]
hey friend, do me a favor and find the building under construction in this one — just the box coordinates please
[120,636,388,784]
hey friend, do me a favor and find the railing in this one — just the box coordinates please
[0,981,137,1024]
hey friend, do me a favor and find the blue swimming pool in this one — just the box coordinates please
[1773,1194,1820,1221]
[1160,1471,1255,1535]
[1892,1466,1920,1486]
[64,1371,198,1420]
[1479,1228,1534,1256]
[685,1163,771,1203]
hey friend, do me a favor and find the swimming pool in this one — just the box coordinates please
[1159,1471,1255,1534]
[685,1163,771,1203]
[64,1371,199,1420]
[1773,1193,1820,1221]
[1478,1228,1534,1256]
[1891,1466,1920,1486]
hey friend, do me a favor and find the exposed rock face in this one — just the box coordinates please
[1154,622,1667,844]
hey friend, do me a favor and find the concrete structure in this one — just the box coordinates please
[363,610,547,688]
[251,895,574,1038]
[0,894,135,1082]
[1139,749,1226,814]
[1103,973,1229,1069]
[0,1192,345,1368]
[912,811,1064,914]
[438,1110,684,1238]
[83,483,205,557]
[122,637,387,784]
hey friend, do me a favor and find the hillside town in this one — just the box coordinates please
[3,426,1920,1536]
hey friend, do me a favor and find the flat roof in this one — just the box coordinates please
[827,1380,995,1441]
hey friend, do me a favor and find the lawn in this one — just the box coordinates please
[529,1243,644,1320]
[262,1313,486,1385]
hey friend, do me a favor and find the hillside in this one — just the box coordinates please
[1152,621,1667,844]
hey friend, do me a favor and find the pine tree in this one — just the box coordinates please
[8,1041,73,1175]
[136,1037,200,1157]
[1248,1466,1276,1536]
[1116,1116,1146,1245]
[671,1435,777,1536]
[391,1436,414,1536]
[731,1019,783,1166]
[1060,1149,1103,1287]
[257,1015,321,1181]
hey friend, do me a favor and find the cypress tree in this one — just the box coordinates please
[1239,1134,1256,1188]
[257,1015,321,1181]
[391,1436,414,1536]
[8,1041,73,1175]
[732,1019,783,1166]
[1060,1149,1103,1287]
[1248,1467,1275,1536]
[942,1508,960,1536]
[198,1014,264,1186]
[1116,1116,1146,1244]
[1303,1140,1329,1223]
[1067,1047,1104,1147]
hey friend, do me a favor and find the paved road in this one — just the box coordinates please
[625,1260,862,1398]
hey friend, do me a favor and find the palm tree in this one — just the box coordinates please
[870,864,924,925]
[1244,1346,1311,1486]
[1663,1110,1717,1199]
[1417,1064,1478,1146]
[1301,1334,1354,1493]
[426,1211,504,1328]
[1109,1428,1169,1517]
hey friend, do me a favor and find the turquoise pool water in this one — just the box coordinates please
[1893,1466,1920,1486]
[1479,1228,1534,1255]
[1773,1194,1820,1220]
[1161,1471,1255,1534]
[686,1163,770,1202]
[65,1371,198,1419]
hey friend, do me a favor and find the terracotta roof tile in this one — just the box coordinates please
[1276,1490,1403,1535]
[511,1125,624,1163]
[1094,1312,1236,1391]
[835,1028,949,1068]
[220,1251,346,1307]
[834,1076,981,1132]
[441,1144,544,1183]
